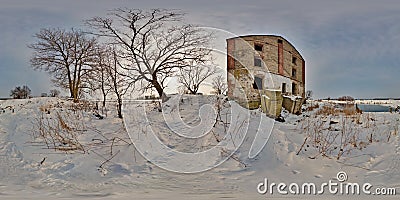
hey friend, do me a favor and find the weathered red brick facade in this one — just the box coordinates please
[227,35,305,109]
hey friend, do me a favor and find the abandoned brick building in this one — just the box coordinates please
[227,35,305,116]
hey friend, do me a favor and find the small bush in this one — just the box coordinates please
[316,105,339,116]
[306,103,319,112]
[32,108,86,153]
[343,105,357,116]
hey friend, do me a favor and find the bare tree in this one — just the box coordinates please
[86,8,213,101]
[179,62,216,95]
[91,45,129,118]
[93,46,113,107]
[28,28,98,102]
[10,85,31,99]
[107,49,130,118]
[212,75,227,95]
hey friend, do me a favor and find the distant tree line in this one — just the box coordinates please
[10,86,60,99]
[338,96,355,102]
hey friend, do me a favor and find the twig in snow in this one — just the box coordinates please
[39,157,46,165]
[100,150,120,169]
[221,148,247,167]
[297,137,308,155]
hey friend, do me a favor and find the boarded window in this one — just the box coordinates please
[292,57,297,65]
[292,69,297,78]
[282,83,286,93]
[253,77,263,90]
[254,57,262,67]
[292,83,296,94]
[254,44,263,51]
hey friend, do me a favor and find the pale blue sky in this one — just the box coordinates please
[1,0,400,99]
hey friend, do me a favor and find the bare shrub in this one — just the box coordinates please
[387,117,399,142]
[316,105,339,116]
[69,100,96,112]
[336,116,361,159]
[305,103,319,112]
[300,115,339,159]
[32,109,86,153]
[299,103,372,160]
[213,95,229,127]
[39,104,52,113]
[343,105,357,116]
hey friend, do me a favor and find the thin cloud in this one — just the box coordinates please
[0,0,399,98]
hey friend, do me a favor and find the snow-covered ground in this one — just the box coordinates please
[0,96,399,199]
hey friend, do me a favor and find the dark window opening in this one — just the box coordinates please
[278,39,283,44]
[292,57,297,65]
[253,77,263,90]
[282,83,286,94]
[292,69,297,78]
[254,44,263,51]
[254,57,262,67]
[292,83,296,94]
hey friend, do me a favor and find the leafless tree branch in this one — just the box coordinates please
[86,8,214,101]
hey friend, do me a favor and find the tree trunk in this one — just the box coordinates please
[72,89,79,103]
[102,94,106,107]
[69,88,74,99]
[100,68,107,107]
[117,97,122,119]
[152,76,168,102]
[189,89,196,95]
[101,82,106,107]
[68,81,77,101]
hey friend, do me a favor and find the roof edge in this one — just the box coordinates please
[226,34,304,60]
